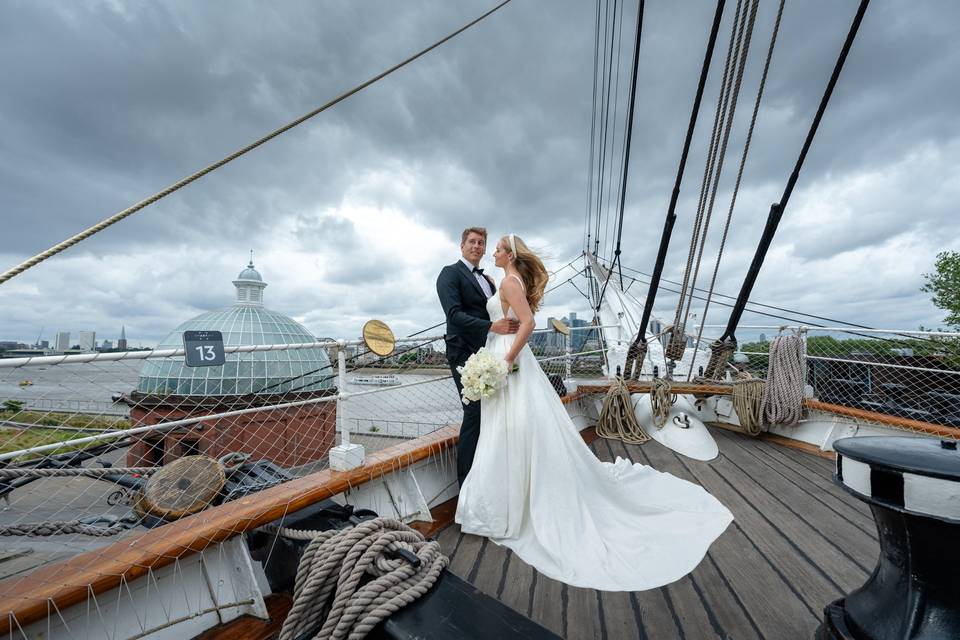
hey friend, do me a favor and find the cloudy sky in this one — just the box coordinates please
[1,0,958,347]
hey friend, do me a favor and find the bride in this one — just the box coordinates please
[454,233,733,592]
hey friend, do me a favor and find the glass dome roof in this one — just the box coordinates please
[137,261,332,397]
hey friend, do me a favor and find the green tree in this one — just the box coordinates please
[2,399,25,413]
[922,251,960,329]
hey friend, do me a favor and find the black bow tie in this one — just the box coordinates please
[472,267,484,275]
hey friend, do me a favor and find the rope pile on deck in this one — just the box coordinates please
[277,517,447,640]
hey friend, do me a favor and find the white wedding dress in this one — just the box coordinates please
[455,278,734,591]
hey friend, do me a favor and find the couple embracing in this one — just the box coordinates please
[436,227,732,592]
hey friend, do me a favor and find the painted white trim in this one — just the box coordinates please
[903,473,960,521]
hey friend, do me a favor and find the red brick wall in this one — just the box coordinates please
[127,401,337,468]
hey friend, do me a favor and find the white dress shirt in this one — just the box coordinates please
[460,257,493,298]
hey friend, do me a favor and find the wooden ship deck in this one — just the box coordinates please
[433,427,879,639]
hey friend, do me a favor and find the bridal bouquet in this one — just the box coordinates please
[457,348,510,405]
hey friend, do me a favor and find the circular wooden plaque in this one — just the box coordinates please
[363,319,396,357]
[550,318,571,335]
[139,455,225,520]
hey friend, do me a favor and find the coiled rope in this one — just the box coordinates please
[761,333,805,426]
[650,377,674,428]
[596,377,650,444]
[277,517,448,640]
[732,379,765,435]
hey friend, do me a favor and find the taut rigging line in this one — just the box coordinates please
[623,0,728,379]
[596,0,646,310]
[707,0,872,378]
[0,0,514,286]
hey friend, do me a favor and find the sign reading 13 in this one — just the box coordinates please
[183,330,226,367]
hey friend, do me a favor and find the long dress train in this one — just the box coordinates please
[455,283,733,591]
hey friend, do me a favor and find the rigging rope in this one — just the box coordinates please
[597,0,645,307]
[277,517,447,640]
[625,0,728,378]
[0,518,139,537]
[0,0,514,287]
[716,0,871,345]
[670,0,758,362]
[0,466,157,480]
[679,0,759,347]
[689,0,786,373]
[596,377,651,444]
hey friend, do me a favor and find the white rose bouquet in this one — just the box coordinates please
[456,348,512,405]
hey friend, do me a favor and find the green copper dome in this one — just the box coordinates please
[137,261,332,397]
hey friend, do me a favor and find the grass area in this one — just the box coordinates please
[0,411,131,460]
[0,410,130,430]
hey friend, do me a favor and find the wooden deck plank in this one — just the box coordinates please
[530,573,565,636]
[473,538,510,599]
[448,530,485,580]
[749,438,876,529]
[598,591,644,640]
[435,523,462,563]
[624,437,822,638]
[565,586,604,640]
[499,550,535,617]
[664,576,723,639]
[711,430,878,572]
[771,437,837,478]
[676,438,869,597]
[600,439,692,640]
[688,552,763,640]
[605,438,724,639]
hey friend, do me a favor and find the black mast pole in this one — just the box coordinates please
[718,0,870,345]
[624,0,727,377]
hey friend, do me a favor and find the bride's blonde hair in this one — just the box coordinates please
[503,235,548,312]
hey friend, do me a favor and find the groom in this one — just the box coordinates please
[437,227,518,486]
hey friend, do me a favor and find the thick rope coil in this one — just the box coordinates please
[0,466,157,480]
[650,377,675,428]
[278,517,448,640]
[761,333,805,426]
[596,377,650,444]
[732,379,766,436]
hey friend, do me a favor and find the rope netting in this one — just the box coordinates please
[731,327,960,438]
[0,313,607,636]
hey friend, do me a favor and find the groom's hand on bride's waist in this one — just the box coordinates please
[490,318,520,335]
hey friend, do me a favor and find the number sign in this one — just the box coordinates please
[183,330,226,367]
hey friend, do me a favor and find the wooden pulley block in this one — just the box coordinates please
[138,455,225,520]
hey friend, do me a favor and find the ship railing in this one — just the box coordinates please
[697,324,960,437]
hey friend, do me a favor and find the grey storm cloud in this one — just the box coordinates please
[1,0,959,346]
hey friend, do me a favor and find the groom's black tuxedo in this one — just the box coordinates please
[437,260,496,486]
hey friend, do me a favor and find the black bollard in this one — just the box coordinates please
[818,436,960,639]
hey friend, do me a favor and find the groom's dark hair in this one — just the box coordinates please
[461,227,488,244]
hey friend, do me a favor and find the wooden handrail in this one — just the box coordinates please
[0,426,459,634]
[803,399,960,439]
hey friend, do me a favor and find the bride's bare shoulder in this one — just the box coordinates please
[499,276,523,292]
